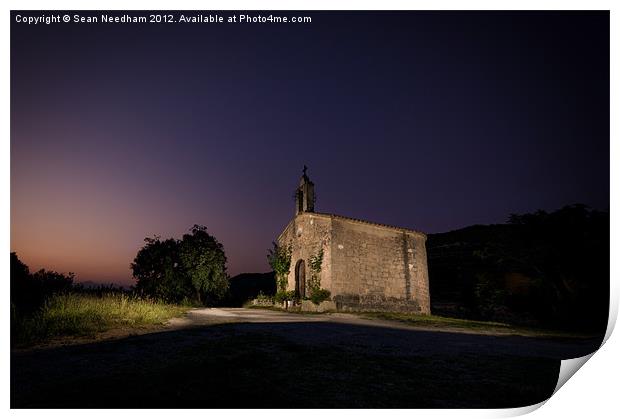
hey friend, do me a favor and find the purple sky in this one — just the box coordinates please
[11,11,609,285]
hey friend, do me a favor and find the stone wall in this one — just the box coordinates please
[330,217,430,313]
[278,212,332,295]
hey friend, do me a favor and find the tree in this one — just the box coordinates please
[131,236,190,302]
[179,225,228,304]
[11,252,30,282]
[11,252,32,313]
[11,252,75,314]
[131,225,229,304]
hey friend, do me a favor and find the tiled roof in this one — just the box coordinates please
[313,212,426,237]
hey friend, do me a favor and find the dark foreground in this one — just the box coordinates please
[11,308,602,408]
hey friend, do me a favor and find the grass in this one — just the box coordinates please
[361,312,512,330]
[12,293,190,347]
[249,305,594,338]
[358,312,594,338]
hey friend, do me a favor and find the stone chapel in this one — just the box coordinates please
[277,168,431,313]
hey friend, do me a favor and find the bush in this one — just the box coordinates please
[274,290,296,304]
[310,289,331,305]
[255,291,273,305]
[273,290,286,304]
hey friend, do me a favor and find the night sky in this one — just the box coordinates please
[11,11,609,285]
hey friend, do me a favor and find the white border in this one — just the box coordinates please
[4,1,617,418]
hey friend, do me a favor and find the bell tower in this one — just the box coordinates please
[295,165,315,215]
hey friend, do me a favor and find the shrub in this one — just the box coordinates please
[310,289,331,305]
[274,290,288,304]
[274,290,297,305]
[267,242,292,291]
[255,291,273,305]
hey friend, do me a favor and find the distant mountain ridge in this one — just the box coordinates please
[226,272,276,307]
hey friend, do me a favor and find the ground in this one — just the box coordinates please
[11,308,602,408]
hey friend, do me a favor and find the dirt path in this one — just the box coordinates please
[166,307,329,327]
[162,307,600,359]
[11,307,603,408]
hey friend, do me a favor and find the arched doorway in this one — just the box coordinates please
[295,259,306,298]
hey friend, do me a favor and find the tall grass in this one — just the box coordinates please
[12,293,189,346]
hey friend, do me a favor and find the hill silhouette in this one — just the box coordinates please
[226,272,276,307]
[426,204,609,332]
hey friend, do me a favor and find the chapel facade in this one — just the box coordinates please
[277,169,431,313]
